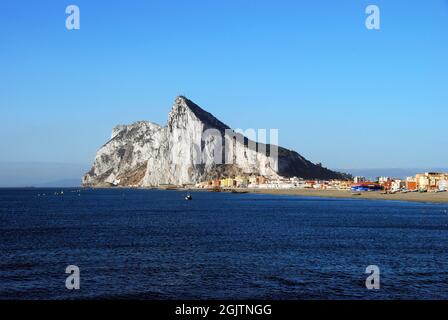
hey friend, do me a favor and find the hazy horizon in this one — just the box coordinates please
[1,161,447,187]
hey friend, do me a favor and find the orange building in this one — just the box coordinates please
[406,181,417,191]
[381,181,392,190]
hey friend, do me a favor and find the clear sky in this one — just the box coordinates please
[1,0,447,179]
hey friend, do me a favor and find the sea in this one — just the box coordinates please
[0,188,447,300]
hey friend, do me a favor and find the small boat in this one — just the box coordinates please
[185,194,193,200]
[351,192,362,196]
[231,190,248,194]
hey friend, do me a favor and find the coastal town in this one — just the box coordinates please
[194,172,448,193]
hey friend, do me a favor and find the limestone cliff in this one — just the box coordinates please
[83,97,347,187]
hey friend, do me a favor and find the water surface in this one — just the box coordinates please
[1,188,447,299]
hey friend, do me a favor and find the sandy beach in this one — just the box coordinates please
[245,188,448,204]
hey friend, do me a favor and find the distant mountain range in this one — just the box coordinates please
[0,162,87,187]
[33,179,83,188]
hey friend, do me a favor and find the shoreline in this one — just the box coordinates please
[10,186,448,204]
[243,188,448,204]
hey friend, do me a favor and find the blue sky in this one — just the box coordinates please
[1,0,447,182]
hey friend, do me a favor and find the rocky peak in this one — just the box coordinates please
[110,121,161,142]
[168,96,230,132]
[111,125,127,139]
[83,96,349,187]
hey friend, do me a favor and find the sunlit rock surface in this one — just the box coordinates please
[83,97,347,187]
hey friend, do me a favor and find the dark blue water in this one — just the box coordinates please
[1,188,447,300]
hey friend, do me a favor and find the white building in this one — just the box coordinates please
[437,179,448,191]
[391,180,405,192]
[354,176,366,183]
[378,177,391,184]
